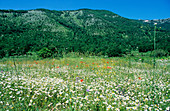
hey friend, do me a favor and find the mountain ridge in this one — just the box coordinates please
[1,8,169,21]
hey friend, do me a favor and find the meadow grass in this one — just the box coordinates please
[0,56,169,111]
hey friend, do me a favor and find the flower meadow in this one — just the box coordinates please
[0,57,169,111]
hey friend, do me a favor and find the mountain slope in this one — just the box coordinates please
[138,18,170,31]
[0,9,169,58]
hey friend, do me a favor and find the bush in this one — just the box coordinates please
[26,51,39,60]
[151,49,169,57]
[38,47,52,58]
[106,46,126,57]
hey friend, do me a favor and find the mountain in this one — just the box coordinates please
[0,9,169,58]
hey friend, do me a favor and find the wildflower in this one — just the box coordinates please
[107,62,109,63]
[135,100,139,102]
[145,98,148,101]
[92,63,94,64]
[80,103,83,107]
[57,66,59,68]
[159,108,162,110]
[55,103,61,107]
[76,65,78,67]
[106,105,112,111]
[115,108,120,111]
[80,61,83,63]
[86,89,90,92]
[123,102,127,105]
[133,107,137,110]
[107,66,112,69]
[126,107,132,110]
[80,79,83,82]
[19,97,22,101]
[67,64,69,65]
[85,96,88,100]
[65,100,69,103]
[94,97,100,101]
[103,101,108,105]
[48,103,53,107]
[76,77,79,83]
[6,102,9,106]
[34,61,38,64]
[154,23,157,25]
[166,107,169,111]
[52,62,54,65]
[138,77,142,80]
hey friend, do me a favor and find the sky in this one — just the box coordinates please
[0,0,170,20]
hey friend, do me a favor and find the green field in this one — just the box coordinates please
[0,56,169,111]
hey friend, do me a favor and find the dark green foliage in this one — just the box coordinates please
[151,49,169,57]
[107,46,125,57]
[0,8,169,58]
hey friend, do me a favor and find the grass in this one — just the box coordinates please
[0,56,169,111]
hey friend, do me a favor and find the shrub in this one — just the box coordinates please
[151,49,169,57]
[26,51,39,60]
[106,46,126,57]
[38,47,52,58]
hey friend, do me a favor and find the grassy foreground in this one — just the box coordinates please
[0,56,169,111]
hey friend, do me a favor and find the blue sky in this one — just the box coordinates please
[0,0,169,20]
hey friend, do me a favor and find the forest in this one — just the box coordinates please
[0,8,169,58]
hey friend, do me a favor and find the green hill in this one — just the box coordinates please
[0,9,169,58]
